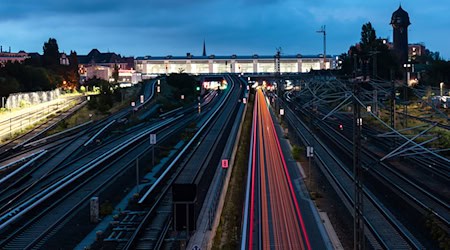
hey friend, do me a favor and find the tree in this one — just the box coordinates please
[0,76,20,97]
[360,22,377,54]
[85,77,115,113]
[69,51,79,70]
[43,38,60,67]
[339,22,399,80]
[112,64,119,83]
[166,73,198,101]
[24,54,42,67]
[67,51,80,89]
[338,52,354,76]
[421,58,450,86]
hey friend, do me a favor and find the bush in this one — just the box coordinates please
[292,145,304,162]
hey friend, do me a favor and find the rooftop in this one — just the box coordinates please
[136,54,334,61]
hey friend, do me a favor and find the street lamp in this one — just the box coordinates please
[403,63,412,128]
[403,63,412,86]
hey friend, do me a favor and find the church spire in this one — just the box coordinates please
[202,39,207,57]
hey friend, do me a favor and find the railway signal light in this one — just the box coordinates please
[222,159,228,169]
[339,124,343,130]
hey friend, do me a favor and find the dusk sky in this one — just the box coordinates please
[1,0,449,59]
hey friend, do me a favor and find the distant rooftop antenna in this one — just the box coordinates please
[202,39,207,57]
[275,47,282,75]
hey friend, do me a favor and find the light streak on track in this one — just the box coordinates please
[248,89,311,250]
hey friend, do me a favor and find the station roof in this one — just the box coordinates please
[136,54,334,61]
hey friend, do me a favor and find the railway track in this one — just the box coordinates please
[316,113,450,226]
[0,96,86,156]
[121,75,243,249]
[285,75,449,248]
[0,82,166,246]
[0,115,182,249]
[284,99,423,249]
[0,77,232,249]
[0,81,159,207]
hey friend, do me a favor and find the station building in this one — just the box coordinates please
[135,54,337,75]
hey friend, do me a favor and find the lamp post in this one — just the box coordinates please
[403,62,412,128]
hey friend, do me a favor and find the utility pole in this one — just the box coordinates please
[316,25,326,70]
[136,158,140,194]
[391,80,397,149]
[353,79,364,250]
[369,51,380,78]
[390,69,396,131]
[275,48,282,116]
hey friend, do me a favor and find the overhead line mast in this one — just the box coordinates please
[316,25,326,69]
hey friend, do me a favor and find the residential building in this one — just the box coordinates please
[0,49,29,66]
[78,49,133,82]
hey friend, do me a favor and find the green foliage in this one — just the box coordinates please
[420,59,450,86]
[340,22,399,80]
[291,145,304,161]
[69,50,79,72]
[0,62,58,96]
[43,38,60,67]
[212,98,253,249]
[112,64,119,83]
[0,38,80,97]
[85,77,111,93]
[425,210,450,249]
[166,73,198,102]
[85,77,120,113]
[341,22,450,84]
[19,99,29,108]
[24,54,42,67]
[0,76,20,96]
[360,22,377,52]
[57,119,68,130]
[435,130,450,150]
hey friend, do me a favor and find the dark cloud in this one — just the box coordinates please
[0,0,449,59]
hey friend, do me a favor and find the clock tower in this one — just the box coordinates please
[390,5,411,64]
